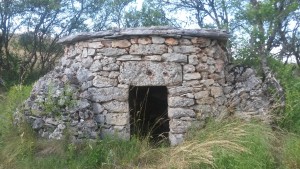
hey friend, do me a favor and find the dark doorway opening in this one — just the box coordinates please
[129,86,169,143]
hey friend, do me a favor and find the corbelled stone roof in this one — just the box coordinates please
[58,26,230,44]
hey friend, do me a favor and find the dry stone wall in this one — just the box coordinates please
[17,27,272,145]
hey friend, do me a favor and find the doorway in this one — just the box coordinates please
[129,86,169,142]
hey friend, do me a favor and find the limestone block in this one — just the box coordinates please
[87,48,96,56]
[138,37,152,44]
[183,65,196,73]
[165,38,179,45]
[88,41,104,48]
[210,87,223,97]
[112,40,131,48]
[32,118,44,129]
[196,97,214,104]
[77,99,90,110]
[169,133,184,146]
[144,55,162,61]
[88,87,128,102]
[191,37,211,47]
[98,48,127,56]
[76,68,94,83]
[207,57,216,65]
[182,80,200,87]
[208,65,216,73]
[102,100,128,113]
[103,63,119,71]
[183,73,201,80]
[130,44,167,55]
[82,48,88,58]
[130,38,138,44]
[168,86,193,96]
[119,61,182,86]
[92,103,104,114]
[172,45,199,54]
[168,108,196,118]
[82,56,93,68]
[200,55,208,62]
[90,60,103,72]
[93,75,117,87]
[215,59,224,72]
[116,55,142,61]
[108,71,120,78]
[194,91,209,99]
[179,39,192,45]
[169,119,192,133]
[101,40,112,47]
[193,104,212,114]
[168,96,195,107]
[196,63,209,72]
[152,36,165,44]
[162,53,187,63]
[188,55,199,65]
[106,113,129,125]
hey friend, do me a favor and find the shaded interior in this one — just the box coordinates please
[129,86,169,142]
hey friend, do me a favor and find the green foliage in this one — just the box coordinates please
[39,84,76,117]
[269,59,300,133]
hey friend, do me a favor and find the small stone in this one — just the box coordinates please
[106,113,129,125]
[116,55,141,61]
[130,38,138,44]
[191,37,211,47]
[90,60,102,72]
[196,63,209,72]
[210,87,223,97]
[130,44,167,55]
[87,48,96,56]
[152,36,165,44]
[93,103,104,114]
[102,101,128,113]
[188,55,199,65]
[32,118,44,130]
[196,97,214,104]
[144,55,162,61]
[168,108,196,118]
[183,73,201,80]
[103,63,119,71]
[108,71,120,78]
[101,40,112,47]
[112,40,131,48]
[200,79,215,87]
[76,68,94,83]
[162,53,187,63]
[165,38,179,45]
[93,75,118,87]
[207,57,216,65]
[195,91,209,99]
[179,39,192,45]
[169,133,184,146]
[138,37,152,44]
[88,87,128,102]
[82,48,88,58]
[88,42,104,48]
[208,65,216,73]
[82,56,93,68]
[172,45,199,54]
[168,86,193,96]
[77,99,90,110]
[183,65,196,73]
[98,48,127,56]
[168,96,195,107]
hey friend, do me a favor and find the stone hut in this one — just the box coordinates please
[18,27,271,145]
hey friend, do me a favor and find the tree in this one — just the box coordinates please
[124,0,174,28]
